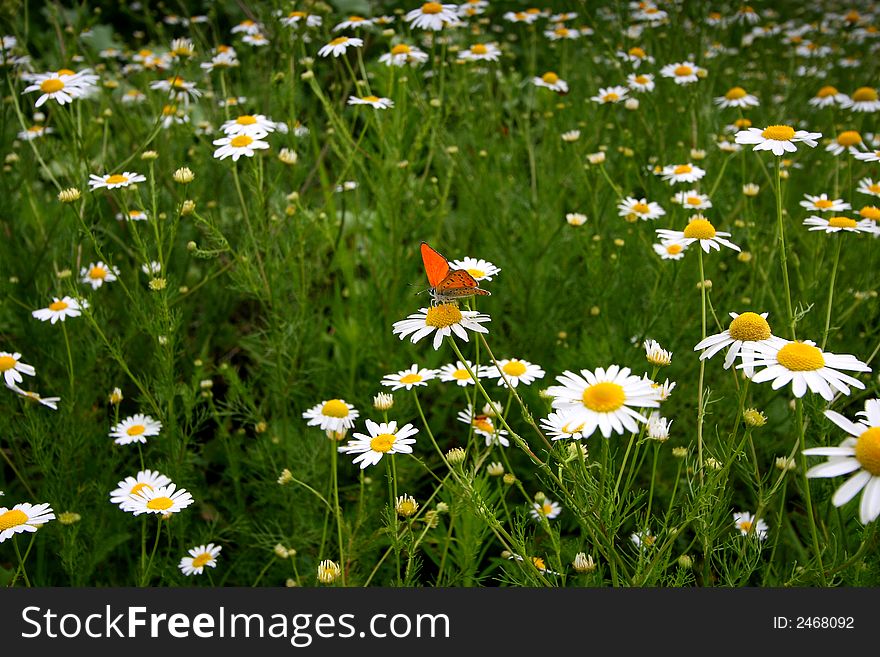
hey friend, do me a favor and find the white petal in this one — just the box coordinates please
[831,470,871,506]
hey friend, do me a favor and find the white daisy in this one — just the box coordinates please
[123,483,194,516]
[32,296,86,324]
[503,10,542,24]
[734,124,822,156]
[22,70,94,107]
[660,163,705,185]
[116,209,148,222]
[347,95,394,109]
[437,360,480,386]
[591,85,629,104]
[825,131,864,156]
[808,85,849,108]
[80,261,120,289]
[545,366,659,439]
[280,11,323,28]
[857,178,880,198]
[544,25,580,40]
[449,256,500,281]
[804,399,880,523]
[333,15,374,31]
[392,305,490,351]
[799,193,851,213]
[540,410,590,441]
[646,412,672,441]
[840,87,880,113]
[179,543,222,575]
[483,358,545,388]
[802,215,875,234]
[337,419,418,469]
[0,502,55,542]
[457,43,501,62]
[379,43,429,67]
[317,36,364,58]
[626,73,655,92]
[653,240,688,260]
[618,196,665,221]
[659,61,699,85]
[456,404,509,447]
[672,190,713,210]
[655,216,739,253]
[617,46,654,68]
[533,72,569,94]
[381,364,438,391]
[853,149,880,163]
[744,339,871,401]
[148,76,202,104]
[221,114,277,136]
[243,33,271,47]
[733,511,768,539]
[530,499,561,520]
[109,469,173,510]
[302,399,359,433]
[212,131,270,161]
[231,19,262,35]
[404,3,460,31]
[0,352,35,388]
[714,86,760,108]
[110,413,163,445]
[5,385,60,410]
[643,339,672,366]
[17,125,54,140]
[88,172,147,191]
[694,312,783,374]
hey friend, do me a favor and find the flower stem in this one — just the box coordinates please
[330,440,346,585]
[774,158,796,338]
[696,248,708,482]
[821,236,842,350]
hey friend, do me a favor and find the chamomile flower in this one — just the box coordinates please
[0,502,55,542]
[503,10,541,24]
[630,529,657,550]
[337,420,418,469]
[88,171,146,190]
[212,131,270,161]
[618,196,666,221]
[840,87,880,113]
[744,339,871,401]
[735,124,822,156]
[5,385,60,410]
[660,163,706,184]
[457,404,509,446]
[825,131,864,156]
[149,76,202,104]
[591,85,629,104]
[530,499,561,521]
[618,46,654,68]
[22,70,93,107]
[656,216,739,253]
[644,339,672,366]
[379,43,429,67]
[303,399,359,433]
[32,296,85,324]
[221,114,277,136]
[123,483,194,516]
[109,470,172,510]
[714,86,760,108]
[392,305,491,350]
[733,512,768,539]
[660,61,699,85]
[544,25,580,40]
[799,193,851,213]
[483,358,545,388]
[404,3,460,31]
[450,256,500,281]
[347,95,394,109]
[533,72,568,93]
[672,190,713,210]
[317,36,364,58]
[540,411,589,441]
[857,178,880,198]
[694,312,782,374]
[802,215,875,234]
[457,43,501,62]
[110,413,162,446]
[0,352,35,387]
[626,73,655,92]
[17,125,53,140]
[438,360,480,386]
[808,85,849,108]
[804,399,880,523]
[653,240,688,260]
[280,11,323,28]
[80,261,120,289]
[179,544,222,575]
[333,15,374,31]
[545,366,659,439]
[231,19,262,35]
[853,149,880,163]
[646,412,672,441]
[381,364,437,391]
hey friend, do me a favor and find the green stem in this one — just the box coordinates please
[774,158,796,338]
[821,236,842,350]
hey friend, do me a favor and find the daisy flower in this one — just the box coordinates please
[404,3,460,30]
[660,61,699,85]
[212,131,270,161]
[123,483,194,516]
[231,19,262,35]
[80,261,120,289]
[853,149,880,163]
[17,125,53,140]
[644,339,672,366]
[110,413,163,445]
[457,43,501,62]
[825,130,864,156]
[109,469,172,510]
[714,86,760,108]
[333,15,374,31]
[533,72,568,94]
[88,172,146,191]
[381,364,437,391]
[483,358,545,388]
[646,412,672,441]
[857,178,880,198]
[734,124,822,156]
[744,339,871,401]
[337,420,418,469]
[392,305,490,351]
[179,543,222,576]
[591,85,629,104]
[0,352,35,387]
[626,73,655,92]
[566,212,587,226]
[540,411,590,441]
[693,312,783,374]
[438,360,480,386]
[303,399,359,433]
[449,256,500,281]
[808,85,849,108]
[221,114,277,136]
[799,193,851,213]
[840,87,880,113]
[660,163,706,185]
[149,76,202,104]
[503,10,541,24]
[347,95,394,109]
[545,366,659,439]
[0,502,55,542]
[22,70,92,107]
[457,404,509,446]
[5,385,60,410]
[530,499,561,521]
[803,399,880,523]
[545,25,580,40]
[280,11,323,28]
[618,46,654,68]
[379,43,429,67]
[32,296,85,324]
[672,190,712,210]
[317,36,364,58]
[618,196,665,221]
[656,216,739,253]
[802,215,875,234]
[630,529,657,550]
[733,512,768,539]
[653,240,688,260]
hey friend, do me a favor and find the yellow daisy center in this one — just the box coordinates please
[0,355,16,371]
[665,243,683,255]
[632,202,650,214]
[466,268,485,279]
[421,2,443,14]
[89,265,107,279]
[138,49,153,57]
[391,44,411,55]
[329,37,349,46]
[855,427,880,475]
[859,206,880,220]
[761,125,795,141]
[146,497,173,511]
[686,196,703,206]
[541,503,554,515]
[776,342,825,371]
[542,72,560,84]
[370,433,396,452]
[628,47,646,58]
[321,399,350,418]
[603,92,619,102]
[814,199,834,208]
[130,483,153,496]
[738,520,753,532]
[288,11,306,18]
[236,115,257,125]
[868,184,880,194]
[106,174,129,185]
[0,509,29,531]
[562,420,586,433]
[725,87,747,100]
[230,135,254,148]
[673,164,693,174]
[471,44,488,54]
[40,78,65,93]
[191,553,212,568]
[531,557,546,570]
[674,65,693,76]
[170,76,186,88]
[348,15,364,22]
[399,373,422,384]
[503,361,527,377]
[49,300,69,311]
[728,312,771,341]
[851,87,878,102]
[473,417,494,433]
[683,218,716,239]
[817,85,838,98]
[581,382,625,413]
[57,68,76,76]
[828,217,857,228]
[425,304,463,328]
[362,95,381,103]
[126,424,146,436]
[162,104,177,116]
[837,131,862,146]
[452,368,471,380]
[555,28,569,36]
[735,118,752,128]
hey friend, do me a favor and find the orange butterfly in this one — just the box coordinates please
[420,242,491,304]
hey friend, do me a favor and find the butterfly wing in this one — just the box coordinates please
[436,269,491,299]
[421,242,450,288]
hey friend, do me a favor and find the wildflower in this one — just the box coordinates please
[449,256,500,281]
[280,11,323,28]
[573,552,596,573]
[733,512,768,540]
[0,502,55,542]
[618,197,665,221]
[853,150,880,163]
[122,483,194,516]
[405,3,460,31]
[22,69,96,107]
[646,412,672,441]
[735,124,822,156]
[744,408,767,427]
[857,178,880,198]
[808,85,849,108]
[149,76,202,104]
[88,172,147,191]
[618,46,654,68]
[177,544,221,577]
[231,19,262,35]
[745,340,871,401]
[381,364,437,391]
[644,339,672,366]
[540,411,589,441]
[396,495,419,518]
[337,420,419,469]
[694,312,782,374]
[672,190,712,210]
[446,447,466,465]
[533,72,568,94]
[591,86,629,104]
[530,498,562,521]
[631,529,657,549]
[173,167,194,183]
[660,61,699,85]
[802,216,875,234]
[58,187,81,203]
[379,43,429,67]
[656,216,740,253]
[561,130,581,143]
[587,152,606,164]
[0,352,35,388]
[110,413,163,446]
[438,360,480,386]
[660,163,706,185]
[392,305,491,351]
[278,148,298,165]
[653,240,687,260]
[800,193,851,213]
[317,560,341,584]
[317,36,364,58]
[742,183,760,197]
[277,468,294,485]
[483,358,545,388]
[303,399,359,433]
[714,86,760,108]
[32,296,86,324]
[212,131,270,161]
[626,73,655,93]
[333,15,373,31]
[373,392,394,410]
[347,95,395,109]
[458,43,501,62]
[566,212,588,226]
[457,404,509,447]
[486,462,504,476]
[841,87,880,113]
[80,261,120,289]
[6,385,60,410]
